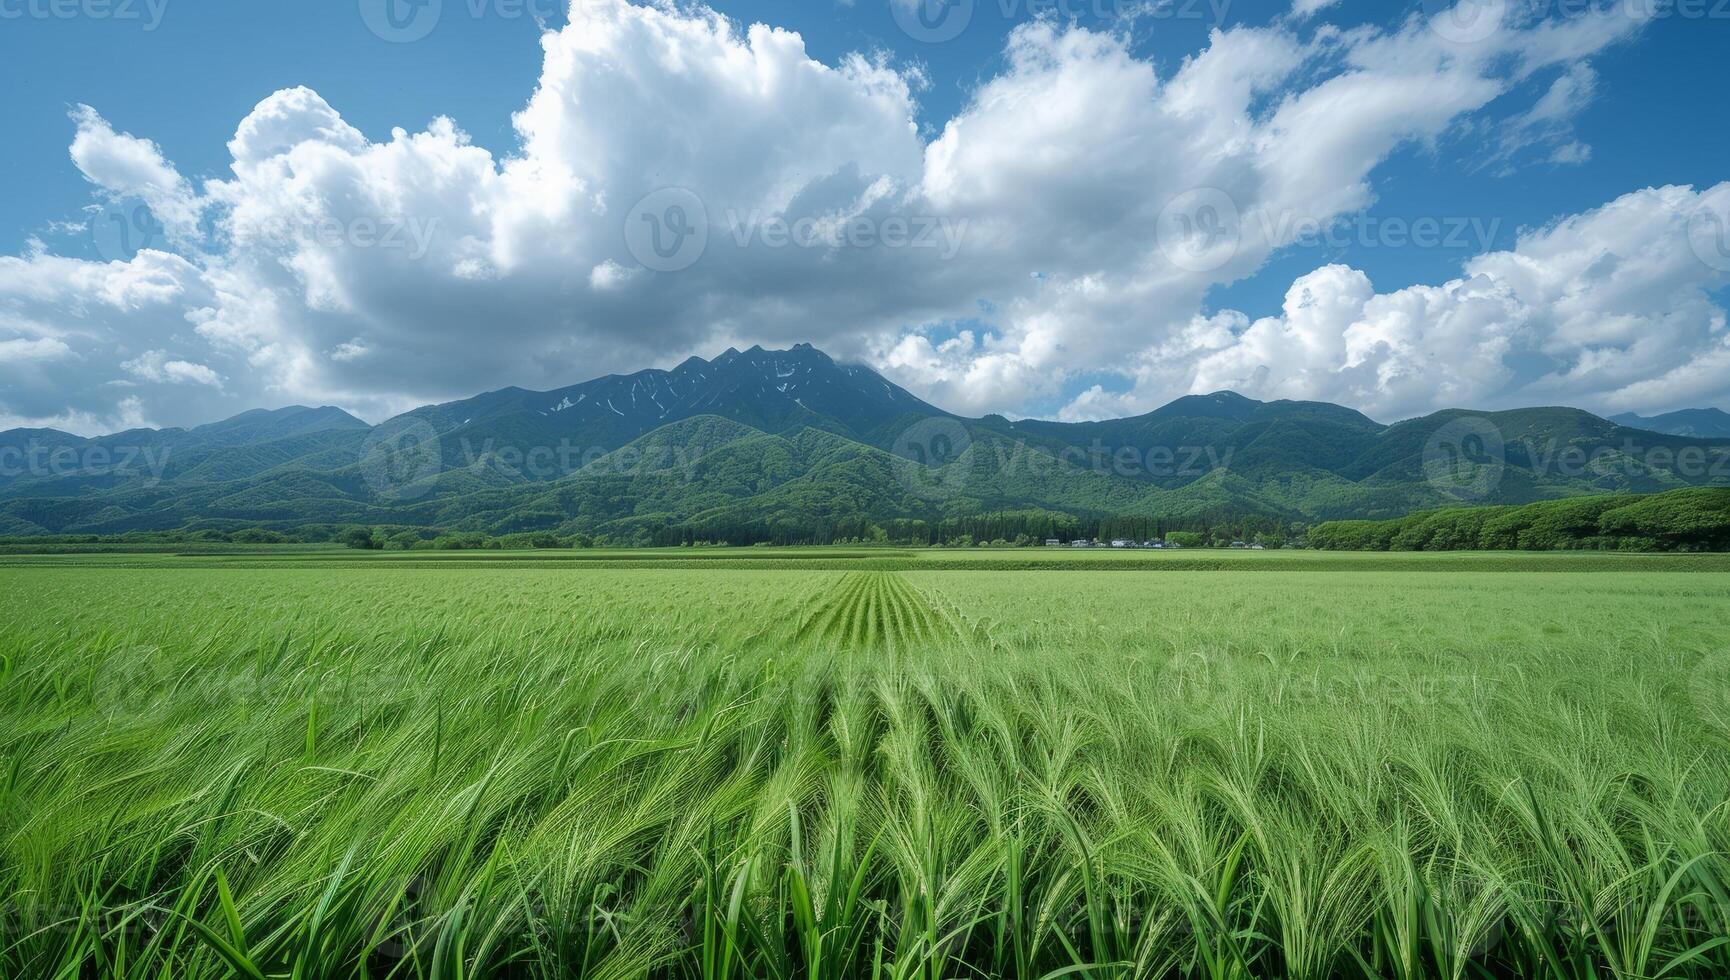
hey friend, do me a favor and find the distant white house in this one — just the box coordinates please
[1045,538,1062,547]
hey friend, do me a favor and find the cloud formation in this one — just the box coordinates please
[4,0,1720,436]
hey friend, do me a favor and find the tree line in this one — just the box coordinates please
[22,490,1727,552]
[3,510,1309,551]
[1308,487,1730,552]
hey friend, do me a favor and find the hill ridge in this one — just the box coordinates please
[3,345,1728,538]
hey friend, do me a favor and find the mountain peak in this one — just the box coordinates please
[383,343,943,452]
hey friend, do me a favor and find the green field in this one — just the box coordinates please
[3,553,1729,978]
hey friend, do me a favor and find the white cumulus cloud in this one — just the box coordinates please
[2,0,1710,437]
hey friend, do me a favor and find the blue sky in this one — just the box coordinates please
[2,0,1729,430]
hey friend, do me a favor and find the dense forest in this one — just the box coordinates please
[10,488,1730,552]
[0,508,1301,551]
[1307,487,1730,552]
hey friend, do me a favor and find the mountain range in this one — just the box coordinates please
[1608,408,1730,439]
[3,344,1728,539]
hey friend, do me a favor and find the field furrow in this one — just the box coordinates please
[797,571,958,649]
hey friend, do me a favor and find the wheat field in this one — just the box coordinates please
[2,558,1727,978]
